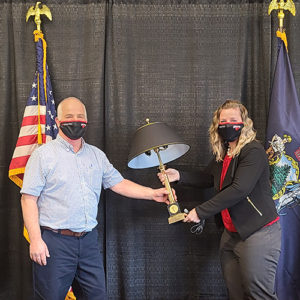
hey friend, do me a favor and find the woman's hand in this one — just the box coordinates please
[183,208,200,223]
[157,168,180,184]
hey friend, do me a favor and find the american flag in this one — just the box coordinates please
[8,30,58,188]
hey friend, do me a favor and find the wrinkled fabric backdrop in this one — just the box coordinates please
[1,0,300,299]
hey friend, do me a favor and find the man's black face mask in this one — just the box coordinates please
[218,122,244,143]
[60,121,87,140]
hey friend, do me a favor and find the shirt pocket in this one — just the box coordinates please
[86,163,103,192]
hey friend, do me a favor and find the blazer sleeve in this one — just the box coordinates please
[195,143,267,219]
[178,158,214,189]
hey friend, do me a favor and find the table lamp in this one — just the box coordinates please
[128,119,190,224]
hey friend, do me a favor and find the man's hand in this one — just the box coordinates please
[157,168,180,184]
[30,238,50,266]
[111,179,177,204]
[21,194,50,265]
[183,208,200,223]
[151,187,178,205]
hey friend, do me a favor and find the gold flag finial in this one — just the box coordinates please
[26,2,52,31]
[268,0,296,32]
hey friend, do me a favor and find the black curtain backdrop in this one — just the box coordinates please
[1,0,300,299]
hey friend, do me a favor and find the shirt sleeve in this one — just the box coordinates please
[101,155,124,189]
[20,149,46,197]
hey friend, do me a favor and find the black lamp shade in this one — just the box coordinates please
[128,122,190,169]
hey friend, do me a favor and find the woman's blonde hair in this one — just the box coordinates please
[209,100,256,161]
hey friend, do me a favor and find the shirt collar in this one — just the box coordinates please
[56,134,85,153]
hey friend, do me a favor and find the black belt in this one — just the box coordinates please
[41,226,87,237]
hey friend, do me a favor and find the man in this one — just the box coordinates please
[21,97,170,300]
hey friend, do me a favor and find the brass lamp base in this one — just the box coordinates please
[168,212,186,224]
[154,148,186,225]
[167,202,185,224]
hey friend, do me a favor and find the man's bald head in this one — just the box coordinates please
[57,97,87,121]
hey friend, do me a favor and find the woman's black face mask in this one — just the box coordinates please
[60,121,87,140]
[218,122,244,143]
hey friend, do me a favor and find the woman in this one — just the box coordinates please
[159,100,281,300]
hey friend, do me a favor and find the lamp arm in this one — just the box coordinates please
[155,148,176,204]
[160,166,176,204]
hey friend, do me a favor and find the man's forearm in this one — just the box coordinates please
[111,179,154,200]
[21,194,41,242]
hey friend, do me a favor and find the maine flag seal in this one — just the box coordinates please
[266,31,300,300]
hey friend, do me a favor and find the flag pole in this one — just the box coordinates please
[268,0,296,33]
[268,0,296,52]
[21,3,76,300]
[26,2,52,144]
[26,1,52,32]
[266,2,300,300]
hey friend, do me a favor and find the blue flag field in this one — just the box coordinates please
[266,31,300,300]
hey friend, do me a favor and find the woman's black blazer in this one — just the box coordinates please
[179,140,278,240]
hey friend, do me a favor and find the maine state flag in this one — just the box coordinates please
[266,31,300,300]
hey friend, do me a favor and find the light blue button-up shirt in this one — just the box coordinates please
[21,134,123,232]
